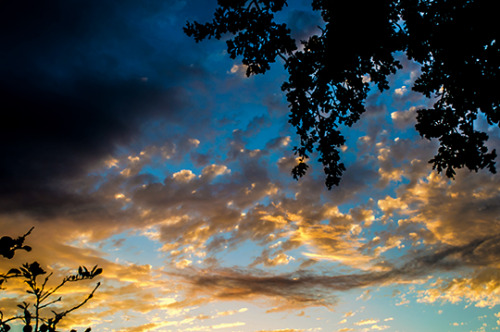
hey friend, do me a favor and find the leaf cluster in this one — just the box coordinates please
[184,0,297,76]
[403,0,499,178]
[185,0,499,188]
[0,227,33,259]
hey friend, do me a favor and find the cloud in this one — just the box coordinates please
[173,170,197,183]
[391,106,418,129]
[354,318,379,326]
[201,164,231,179]
[172,233,500,311]
[119,323,162,332]
[0,230,178,331]
[294,222,376,270]
[394,85,408,97]
[370,325,390,330]
[417,268,500,308]
[266,136,292,150]
[250,249,295,267]
[1,2,499,329]
[258,330,306,332]
[1,76,188,206]
[2,117,498,321]
[0,0,211,217]
[378,166,500,253]
[177,268,342,311]
[211,321,246,329]
[344,311,356,318]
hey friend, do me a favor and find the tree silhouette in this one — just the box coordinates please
[185,0,499,188]
[0,229,102,332]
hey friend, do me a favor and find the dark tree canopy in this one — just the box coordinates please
[185,0,499,188]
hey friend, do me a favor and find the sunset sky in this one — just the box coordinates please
[1,1,500,331]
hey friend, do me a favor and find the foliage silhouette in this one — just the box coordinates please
[0,228,33,260]
[0,229,102,332]
[185,0,499,188]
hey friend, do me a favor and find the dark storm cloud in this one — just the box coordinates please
[0,77,188,213]
[0,0,205,214]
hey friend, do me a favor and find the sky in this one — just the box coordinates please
[1,1,500,331]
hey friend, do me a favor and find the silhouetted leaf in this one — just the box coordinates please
[93,268,103,277]
[27,262,46,278]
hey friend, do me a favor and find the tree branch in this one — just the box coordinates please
[51,282,101,327]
